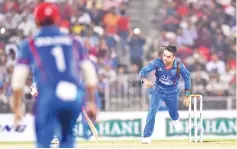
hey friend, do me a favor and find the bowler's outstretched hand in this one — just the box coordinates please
[183,96,190,106]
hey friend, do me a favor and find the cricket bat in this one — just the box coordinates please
[82,107,98,142]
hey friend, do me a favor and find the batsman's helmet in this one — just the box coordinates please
[34,2,60,26]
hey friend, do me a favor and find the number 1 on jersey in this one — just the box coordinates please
[51,46,66,72]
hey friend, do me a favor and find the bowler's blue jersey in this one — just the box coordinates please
[139,58,191,93]
[17,25,87,89]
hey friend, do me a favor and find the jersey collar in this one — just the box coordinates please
[162,59,178,69]
[40,25,59,32]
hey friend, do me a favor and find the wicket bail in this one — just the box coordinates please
[188,94,203,143]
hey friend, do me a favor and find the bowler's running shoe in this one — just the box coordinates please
[173,119,182,132]
[51,137,59,144]
[141,137,152,144]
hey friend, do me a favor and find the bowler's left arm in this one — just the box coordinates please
[180,63,192,106]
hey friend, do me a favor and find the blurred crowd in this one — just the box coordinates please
[0,0,147,111]
[0,0,236,112]
[149,0,236,96]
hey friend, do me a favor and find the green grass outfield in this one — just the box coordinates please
[0,139,236,148]
[0,139,236,144]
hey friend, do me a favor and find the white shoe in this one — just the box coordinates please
[51,137,59,144]
[173,119,182,132]
[141,137,152,144]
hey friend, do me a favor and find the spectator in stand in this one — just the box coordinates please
[81,25,100,55]
[191,64,209,95]
[103,0,123,11]
[206,73,228,96]
[99,62,117,83]
[87,1,103,25]
[77,8,92,25]
[206,53,226,75]
[195,26,212,48]
[162,14,179,32]
[127,28,146,70]
[103,7,119,35]
[58,1,73,22]
[181,19,197,47]
[117,9,130,40]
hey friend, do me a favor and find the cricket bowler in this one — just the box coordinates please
[139,45,191,144]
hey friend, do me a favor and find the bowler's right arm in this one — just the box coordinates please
[139,59,160,87]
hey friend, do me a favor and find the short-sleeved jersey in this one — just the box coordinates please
[17,25,87,89]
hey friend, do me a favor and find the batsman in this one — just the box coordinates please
[139,45,191,144]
